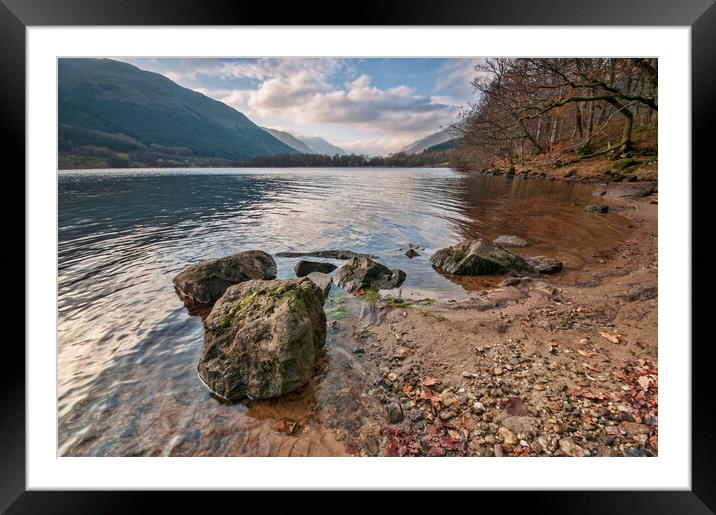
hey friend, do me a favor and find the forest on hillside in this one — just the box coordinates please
[450,58,658,173]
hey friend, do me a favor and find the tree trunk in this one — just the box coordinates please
[549,118,557,151]
[585,102,595,142]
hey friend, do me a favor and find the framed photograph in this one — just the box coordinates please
[3,0,712,510]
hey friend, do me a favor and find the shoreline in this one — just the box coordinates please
[330,182,658,457]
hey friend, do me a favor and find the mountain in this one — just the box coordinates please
[299,136,345,156]
[400,127,459,154]
[262,128,314,154]
[58,58,298,167]
[425,138,460,153]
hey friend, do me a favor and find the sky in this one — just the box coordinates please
[121,57,482,155]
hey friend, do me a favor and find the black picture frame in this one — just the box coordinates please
[2,0,713,511]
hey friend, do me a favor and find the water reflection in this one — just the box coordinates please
[58,167,630,456]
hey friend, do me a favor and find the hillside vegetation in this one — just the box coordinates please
[450,58,658,182]
[58,58,298,169]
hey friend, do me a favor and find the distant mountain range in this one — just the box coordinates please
[262,128,345,156]
[400,127,460,154]
[58,58,298,167]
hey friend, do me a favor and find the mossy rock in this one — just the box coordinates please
[173,250,276,309]
[334,256,406,293]
[198,278,326,400]
[430,239,537,276]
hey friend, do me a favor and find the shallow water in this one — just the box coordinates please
[57,167,630,456]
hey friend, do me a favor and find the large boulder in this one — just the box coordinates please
[430,239,537,276]
[198,278,326,400]
[173,250,276,308]
[334,256,406,293]
[306,271,332,297]
[294,260,337,277]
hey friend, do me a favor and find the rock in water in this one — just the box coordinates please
[306,271,332,297]
[293,260,337,277]
[405,248,420,258]
[525,255,564,274]
[173,250,276,308]
[430,239,537,276]
[494,235,528,247]
[276,249,379,260]
[198,278,326,400]
[334,256,406,292]
[585,204,609,213]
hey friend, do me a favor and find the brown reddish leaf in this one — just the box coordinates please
[418,387,441,408]
[514,446,530,457]
[401,383,414,395]
[429,445,446,456]
[420,377,438,386]
[638,376,651,391]
[426,424,438,437]
[577,349,593,358]
[447,429,461,440]
[612,371,630,382]
[649,434,658,451]
[605,426,622,437]
[582,362,601,372]
[383,436,401,457]
[440,436,460,451]
[599,331,622,344]
[500,396,529,416]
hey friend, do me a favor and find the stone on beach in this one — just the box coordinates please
[335,256,406,293]
[494,235,528,247]
[525,255,564,274]
[585,204,609,213]
[173,250,276,308]
[198,278,326,400]
[430,239,537,276]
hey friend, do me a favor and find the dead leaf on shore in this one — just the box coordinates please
[582,362,601,372]
[599,331,622,344]
[419,377,438,387]
[577,349,594,358]
[638,376,651,391]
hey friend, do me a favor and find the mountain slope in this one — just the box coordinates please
[400,127,459,154]
[262,128,315,154]
[58,58,298,165]
[299,136,345,156]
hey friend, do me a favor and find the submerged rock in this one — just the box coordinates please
[306,271,332,297]
[198,278,326,400]
[334,256,406,293]
[276,249,379,260]
[525,255,564,274]
[405,248,420,258]
[494,235,528,247]
[294,260,337,277]
[585,204,609,213]
[430,239,537,276]
[173,250,276,308]
[604,182,656,198]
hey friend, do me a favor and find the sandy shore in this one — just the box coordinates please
[337,183,658,457]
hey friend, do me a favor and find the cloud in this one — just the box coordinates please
[220,72,459,135]
[434,58,486,102]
